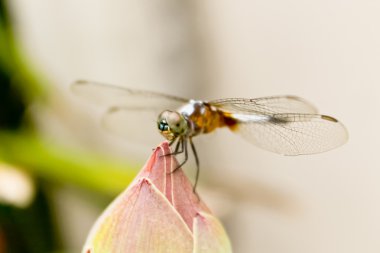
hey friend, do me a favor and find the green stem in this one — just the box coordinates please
[0,131,139,195]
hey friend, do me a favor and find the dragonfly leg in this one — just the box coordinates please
[172,137,185,155]
[163,137,185,157]
[189,138,200,194]
[168,137,177,147]
[171,138,188,173]
[155,138,177,152]
[174,139,181,153]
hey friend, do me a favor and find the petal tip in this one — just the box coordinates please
[155,141,171,155]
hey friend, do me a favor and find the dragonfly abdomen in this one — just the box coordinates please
[218,111,239,131]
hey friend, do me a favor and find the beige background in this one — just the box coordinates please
[8,0,380,252]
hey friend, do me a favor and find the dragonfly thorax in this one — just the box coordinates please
[179,100,223,136]
[157,110,189,141]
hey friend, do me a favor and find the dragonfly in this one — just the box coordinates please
[72,80,348,190]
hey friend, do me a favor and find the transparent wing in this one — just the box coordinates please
[71,80,189,141]
[209,96,318,115]
[101,106,165,144]
[230,113,348,155]
[71,80,189,109]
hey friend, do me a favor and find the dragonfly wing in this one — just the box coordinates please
[71,80,189,109]
[230,113,348,155]
[71,80,189,142]
[100,106,164,143]
[209,96,318,114]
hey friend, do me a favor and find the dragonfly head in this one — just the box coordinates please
[157,110,188,141]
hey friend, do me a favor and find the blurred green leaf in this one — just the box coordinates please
[0,0,45,104]
[0,131,139,195]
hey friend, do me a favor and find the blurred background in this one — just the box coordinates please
[1,0,380,252]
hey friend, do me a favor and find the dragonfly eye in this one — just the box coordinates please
[166,112,187,135]
[158,121,169,131]
[157,110,185,141]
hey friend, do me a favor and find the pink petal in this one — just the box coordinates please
[83,178,193,253]
[135,141,211,231]
[83,141,233,253]
[193,212,233,253]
